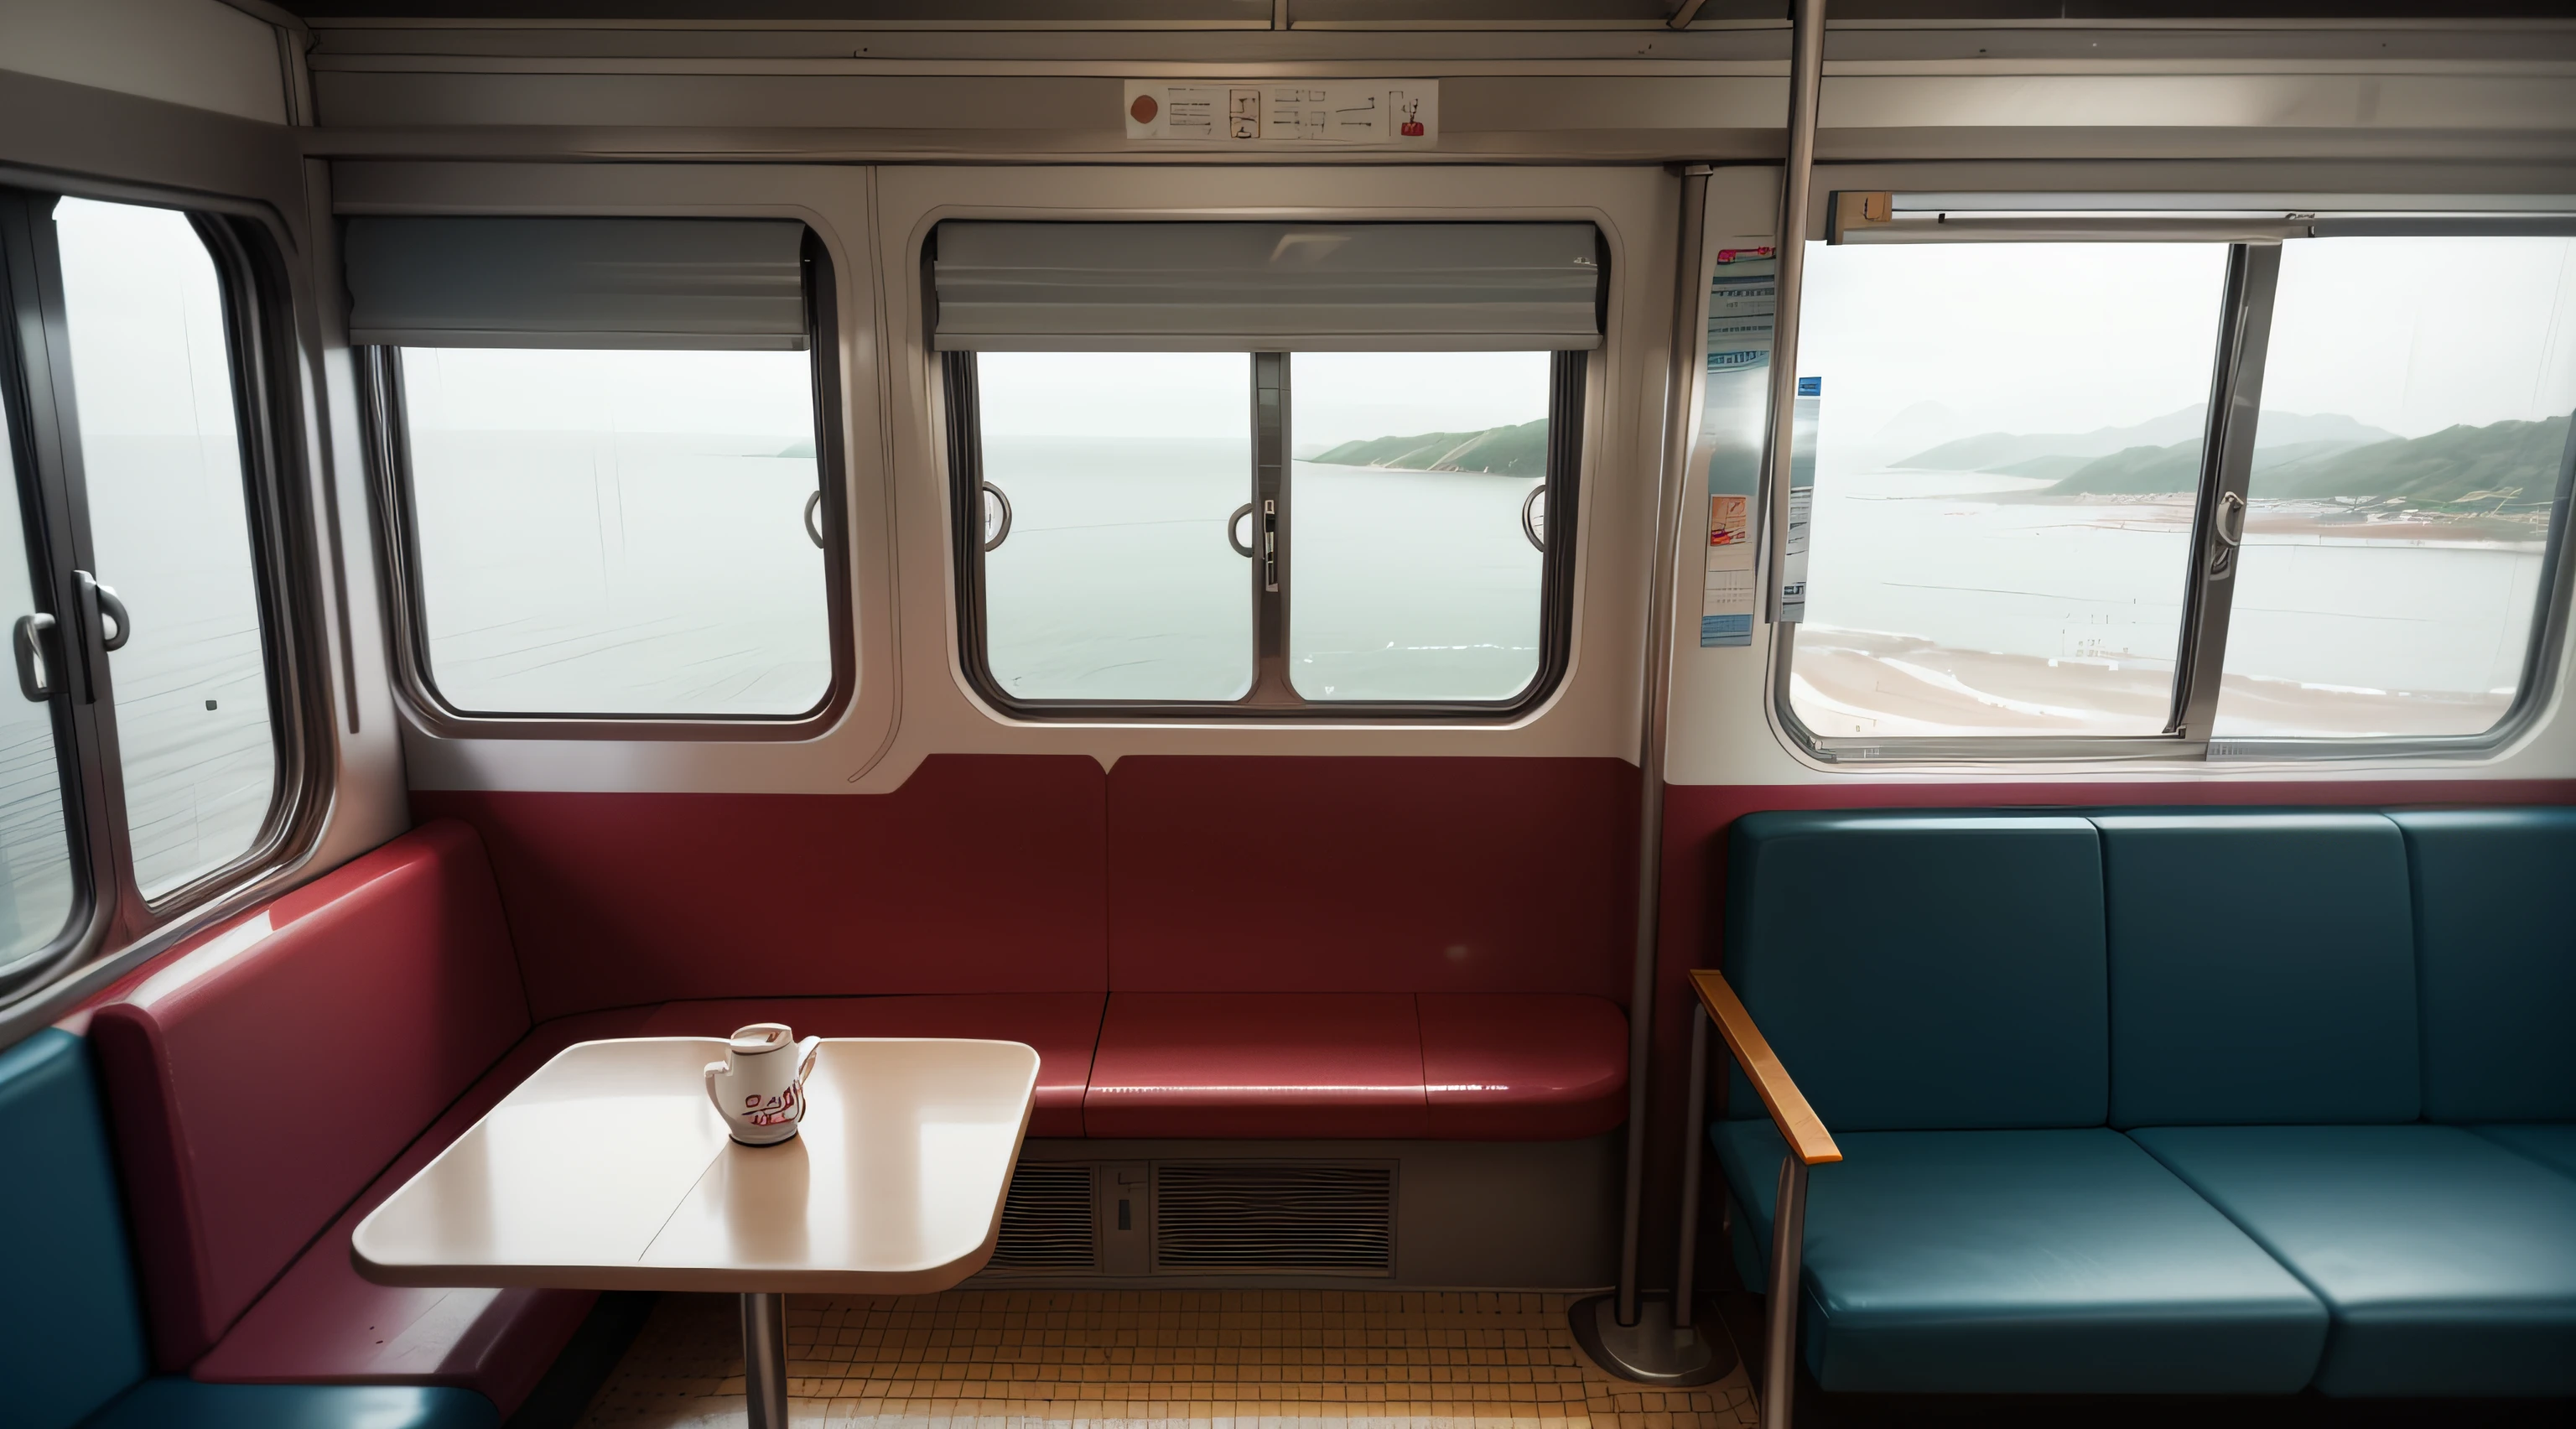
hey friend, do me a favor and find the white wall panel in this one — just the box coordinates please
[0,0,284,124]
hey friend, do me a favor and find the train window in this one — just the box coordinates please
[54,198,279,897]
[973,351,1254,701]
[1287,351,1554,701]
[1785,242,2233,740]
[0,368,76,971]
[2213,236,2576,739]
[351,216,846,728]
[934,221,1599,717]
[394,348,831,717]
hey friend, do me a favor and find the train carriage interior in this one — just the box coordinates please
[3,2,2575,1426]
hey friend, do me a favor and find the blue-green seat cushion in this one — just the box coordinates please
[2,1031,149,1429]
[82,1380,498,1429]
[1712,1121,2326,1394]
[2132,1124,2576,1397]
[2389,808,2576,1123]
[2096,812,2420,1127]
[1723,812,2108,1130]
[2475,1124,2576,1182]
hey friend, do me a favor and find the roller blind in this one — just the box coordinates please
[932,221,1603,352]
[345,216,809,350]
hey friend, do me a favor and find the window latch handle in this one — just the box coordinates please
[13,613,57,703]
[1260,499,1279,593]
[75,570,131,652]
[2209,491,2246,577]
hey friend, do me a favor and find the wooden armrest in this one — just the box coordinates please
[1690,968,1841,1166]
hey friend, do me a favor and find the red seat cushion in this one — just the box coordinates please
[188,1010,655,1414]
[1418,994,1628,1140]
[636,994,1102,1137]
[1086,993,1429,1138]
[88,821,531,1370]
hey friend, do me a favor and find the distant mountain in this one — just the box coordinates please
[1311,418,1547,476]
[2049,415,2572,503]
[2261,414,2573,505]
[2049,436,2381,496]
[1987,455,2092,481]
[1897,405,2396,472]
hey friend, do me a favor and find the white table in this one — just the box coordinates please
[354,1037,1040,1427]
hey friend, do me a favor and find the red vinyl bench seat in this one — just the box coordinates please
[75,817,1626,1417]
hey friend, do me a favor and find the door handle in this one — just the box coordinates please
[75,570,130,652]
[13,613,56,702]
[981,482,1013,553]
[803,491,825,550]
[1228,502,1255,558]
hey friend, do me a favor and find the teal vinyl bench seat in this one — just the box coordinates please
[1713,1124,2326,1394]
[1707,807,2576,1409]
[83,1381,497,1429]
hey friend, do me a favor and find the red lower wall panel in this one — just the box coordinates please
[1633,776,2576,1288]
[412,754,1110,1021]
[1106,756,1639,998]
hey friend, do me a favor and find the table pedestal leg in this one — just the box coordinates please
[741,1291,790,1428]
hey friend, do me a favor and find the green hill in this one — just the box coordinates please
[2048,415,2569,505]
[1311,418,1548,476]
[2259,415,2570,506]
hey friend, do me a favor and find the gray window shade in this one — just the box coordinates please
[345,217,809,350]
[932,222,1602,352]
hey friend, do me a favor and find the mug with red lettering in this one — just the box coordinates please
[703,1023,822,1146]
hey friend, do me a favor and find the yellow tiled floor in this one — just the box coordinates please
[577,1291,1758,1429]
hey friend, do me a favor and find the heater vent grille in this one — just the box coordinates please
[1152,1162,1395,1274]
[989,1162,1097,1271]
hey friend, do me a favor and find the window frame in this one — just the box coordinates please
[1768,200,2576,766]
[941,346,1588,722]
[361,223,857,740]
[0,183,330,1004]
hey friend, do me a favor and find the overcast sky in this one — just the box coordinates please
[976,350,1551,450]
[1797,236,2576,469]
[402,346,818,442]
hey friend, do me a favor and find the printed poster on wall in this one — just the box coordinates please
[1699,244,1773,646]
[1696,243,1818,644]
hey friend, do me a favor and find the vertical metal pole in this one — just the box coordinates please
[1762,1158,1811,1429]
[1674,1005,1711,1328]
[1761,0,1828,622]
[742,1291,790,1429]
[1615,163,1713,1328]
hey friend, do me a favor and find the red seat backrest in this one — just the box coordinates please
[89,820,531,1369]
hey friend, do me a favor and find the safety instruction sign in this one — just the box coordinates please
[1124,81,1439,147]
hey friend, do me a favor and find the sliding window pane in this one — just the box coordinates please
[974,352,1252,702]
[1787,242,2231,739]
[2214,236,2576,739]
[399,346,829,717]
[1288,351,1552,702]
[55,198,276,897]
[0,383,75,968]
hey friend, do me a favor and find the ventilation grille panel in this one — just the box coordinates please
[989,1162,1097,1271]
[1153,1162,1394,1274]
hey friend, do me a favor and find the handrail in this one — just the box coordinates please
[1689,968,1840,1166]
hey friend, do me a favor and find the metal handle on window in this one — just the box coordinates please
[803,491,825,550]
[13,613,55,702]
[981,481,1013,553]
[2213,490,2247,549]
[1228,502,1256,558]
[77,571,130,652]
[1520,486,1547,553]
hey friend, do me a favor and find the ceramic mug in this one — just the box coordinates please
[704,1023,823,1146]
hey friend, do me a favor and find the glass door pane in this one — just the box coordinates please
[1286,351,1553,702]
[53,197,277,897]
[1787,242,2233,739]
[2215,236,2576,739]
[974,351,1254,702]
[0,370,76,972]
